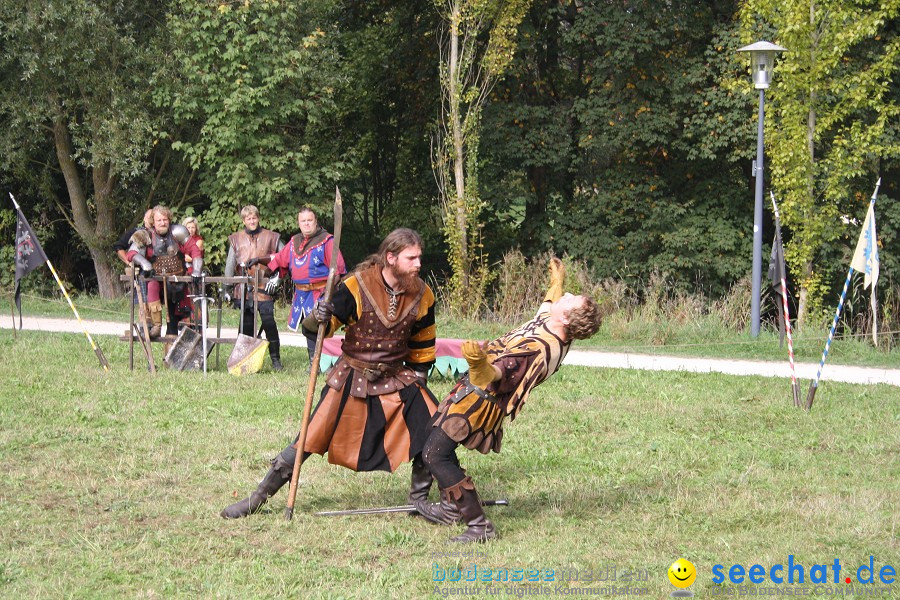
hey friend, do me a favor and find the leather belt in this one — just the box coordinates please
[449,373,498,404]
[294,281,327,292]
[343,356,403,382]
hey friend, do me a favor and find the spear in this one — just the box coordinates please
[285,186,343,520]
[805,178,881,410]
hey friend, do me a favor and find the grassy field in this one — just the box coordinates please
[9,292,900,368]
[0,331,897,598]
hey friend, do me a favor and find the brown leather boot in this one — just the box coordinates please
[415,488,462,525]
[448,477,497,543]
[221,447,296,519]
[148,301,163,338]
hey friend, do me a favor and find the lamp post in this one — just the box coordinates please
[737,41,787,338]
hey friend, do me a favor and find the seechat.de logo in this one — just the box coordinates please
[712,556,896,586]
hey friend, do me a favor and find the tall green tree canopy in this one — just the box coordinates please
[740,0,900,325]
[0,0,171,297]
[161,0,347,266]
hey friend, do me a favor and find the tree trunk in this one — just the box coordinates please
[449,1,470,289]
[797,0,817,330]
[52,113,124,299]
[797,260,813,329]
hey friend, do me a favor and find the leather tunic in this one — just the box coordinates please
[325,265,428,396]
[229,228,280,301]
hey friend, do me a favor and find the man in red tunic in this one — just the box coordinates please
[262,207,346,366]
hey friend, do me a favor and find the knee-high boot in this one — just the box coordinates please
[148,301,163,338]
[447,476,497,543]
[415,487,463,525]
[407,454,433,504]
[220,446,296,518]
[269,341,283,372]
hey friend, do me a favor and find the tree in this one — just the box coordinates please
[478,0,751,296]
[0,0,171,297]
[162,0,347,266]
[740,0,900,326]
[433,0,530,316]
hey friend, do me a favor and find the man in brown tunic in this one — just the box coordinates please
[224,205,285,371]
[416,258,602,542]
[221,228,438,518]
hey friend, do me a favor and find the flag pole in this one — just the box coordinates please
[9,193,110,372]
[805,178,880,410]
[8,290,16,340]
[770,193,800,407]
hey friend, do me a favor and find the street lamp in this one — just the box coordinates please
[737,40,787,338]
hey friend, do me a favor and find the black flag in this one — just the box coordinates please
[13,206,49,328]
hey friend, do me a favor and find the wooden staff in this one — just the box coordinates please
[129,273,135,370]
[133,272,157,374]
[285,186,343,520]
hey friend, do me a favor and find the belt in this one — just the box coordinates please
[294,281,327,292]
[449,373,498,404]
[343,356,403,382]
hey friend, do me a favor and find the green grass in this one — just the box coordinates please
[0,332,897,598]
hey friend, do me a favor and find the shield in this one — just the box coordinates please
[164,326,214,371]
[227,333,269,376]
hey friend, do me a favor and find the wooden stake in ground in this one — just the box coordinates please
[285,186,343,521]
[133,273,157,375]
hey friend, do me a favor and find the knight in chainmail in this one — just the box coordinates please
[126,206,203,338]
[220,228,439,519]
[415,258,602,543]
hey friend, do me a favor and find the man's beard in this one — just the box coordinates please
[387,263,418,291]
[155,225,169,236]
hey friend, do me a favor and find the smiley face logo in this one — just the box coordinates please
[668,558,697,588]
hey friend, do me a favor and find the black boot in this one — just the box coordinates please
[448,477,497,543]
[220,446,296,518]
[415,488,462,525]
[407,455,433,505]
[270,341,283,372]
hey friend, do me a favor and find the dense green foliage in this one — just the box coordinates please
[1,0,897,319]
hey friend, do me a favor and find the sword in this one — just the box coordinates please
[314,499,509,517]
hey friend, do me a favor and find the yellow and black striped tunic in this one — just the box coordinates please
[433,303,569,454]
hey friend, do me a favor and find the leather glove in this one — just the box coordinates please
[222,290,232,305]
[243,257,262,268]
[264,275,281,295]
[141,266,154,279]
[545,257,565,303]
[461,340,501,389]
[312,300,335,323]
